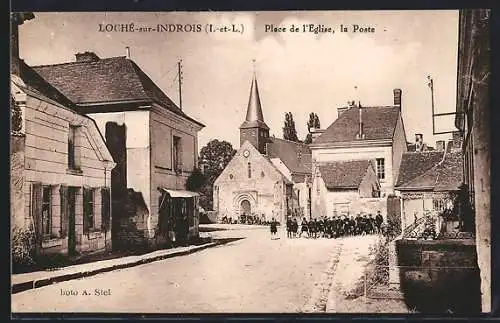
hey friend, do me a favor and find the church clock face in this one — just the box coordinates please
[243,150,250,158]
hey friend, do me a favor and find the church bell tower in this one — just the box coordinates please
[239,61,270,154]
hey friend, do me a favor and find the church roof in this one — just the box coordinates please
[32,54,204,127]
[318,160,374,189]
[314,106,400,144]
[240,72,269,130]
[266,138,312,175]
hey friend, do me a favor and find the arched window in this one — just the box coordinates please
[248,162,251,178]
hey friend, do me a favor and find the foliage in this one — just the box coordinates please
[11,96,23,134]
[282,112,299,142]
[198,139,237,210]
[303,112,321,144]
[185,167,206,192]
[11,227,36,270]
[368,237,390,286]
[385,210,402,241]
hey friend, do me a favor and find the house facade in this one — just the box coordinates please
[395,140,464,232]
[455,9,491,312]
[312,160,381,218]
[11,14,116,258]
[33,52,204,249]
[213,72,311,225]
[309,89,408,219]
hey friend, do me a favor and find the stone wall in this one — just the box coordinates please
[395,238,481,313]
[10,135,25,232]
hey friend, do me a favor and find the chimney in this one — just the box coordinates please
[337,107,348,118]
[125,46,131,59]
[436,140,445,151]
[356,106,365,139]
[415,133,423,151]
[310,128,325,141]
[75,51,100,62]
[393,88,402,108]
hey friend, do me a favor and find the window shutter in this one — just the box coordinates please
[83,187,89,233]
[178,137,183,173]
[60,185,68,237]
[101,187,110,232]
[31,182,43,251]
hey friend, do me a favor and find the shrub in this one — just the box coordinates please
[369,237,390,286]
[12,227,36,270]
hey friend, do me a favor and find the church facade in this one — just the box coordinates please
[213,72,311,225]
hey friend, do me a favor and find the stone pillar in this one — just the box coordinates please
[388,235,403,289]
[473,67,491,313]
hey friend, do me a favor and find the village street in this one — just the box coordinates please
[11,225,402,314]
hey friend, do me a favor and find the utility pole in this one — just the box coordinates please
[178,59,183,110]
[427,75,435,134]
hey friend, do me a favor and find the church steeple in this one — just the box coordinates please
[240,60,270,154]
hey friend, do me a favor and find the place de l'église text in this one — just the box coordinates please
[264,24,376,34]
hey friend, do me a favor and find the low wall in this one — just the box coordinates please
[395,238,481,313]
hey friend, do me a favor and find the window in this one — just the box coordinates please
[173,135,182,174]
[68,125,80,170]
[376,158,385,180]
[433,199,445,212]
[83,188,95,233]
[248,162,251,178]
[42,186,52,237]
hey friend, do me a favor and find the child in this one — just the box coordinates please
[270,217,278,238]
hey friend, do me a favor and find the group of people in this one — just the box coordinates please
[285,211,384,239]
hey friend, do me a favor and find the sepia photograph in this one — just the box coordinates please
[10,9,491,315]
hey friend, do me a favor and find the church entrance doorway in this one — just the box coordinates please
[240,199,251,216]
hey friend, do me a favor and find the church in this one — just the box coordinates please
[213,71,312,225]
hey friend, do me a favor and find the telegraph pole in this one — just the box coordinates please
[178,59,183,110]
[427,75,435,134]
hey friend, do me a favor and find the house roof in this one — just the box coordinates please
[314,106,401,144]
[18,60,78,110]
[318,160,373,189]
[266,138,312,175]
[396,151,444,188]
[395,150,463,191]
[33,55,204,127]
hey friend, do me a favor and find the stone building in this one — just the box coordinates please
[455,9,491,313]
[32,51,204,249]
[309,89,408,219]
[312,160,381,218]
[213,72,311,225]
[395,139,463,231]
[10,13,116,259]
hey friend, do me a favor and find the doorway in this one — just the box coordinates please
[240,200,251,216]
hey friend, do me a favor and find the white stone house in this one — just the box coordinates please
[309,89,408,219]
[33,51,204,248]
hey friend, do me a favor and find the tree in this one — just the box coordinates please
[282,112,299,142]
[303,113,321,144]
[198,139,237,210]
[186,167,206,192]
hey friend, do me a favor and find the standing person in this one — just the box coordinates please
[270,217,278,239]
[368,214,375,234]
[300,217,309,238]
[286,218,293,238]
[292,218,298,238]
[375,211,383,234]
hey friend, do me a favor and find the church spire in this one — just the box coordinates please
[240,60,269,130]
[240,60,270,154]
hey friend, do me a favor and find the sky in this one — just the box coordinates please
[19,11,459,152]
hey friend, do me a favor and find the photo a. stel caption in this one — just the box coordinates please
[264,24,376,34]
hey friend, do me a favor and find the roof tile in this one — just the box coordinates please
[318,160,373,189]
